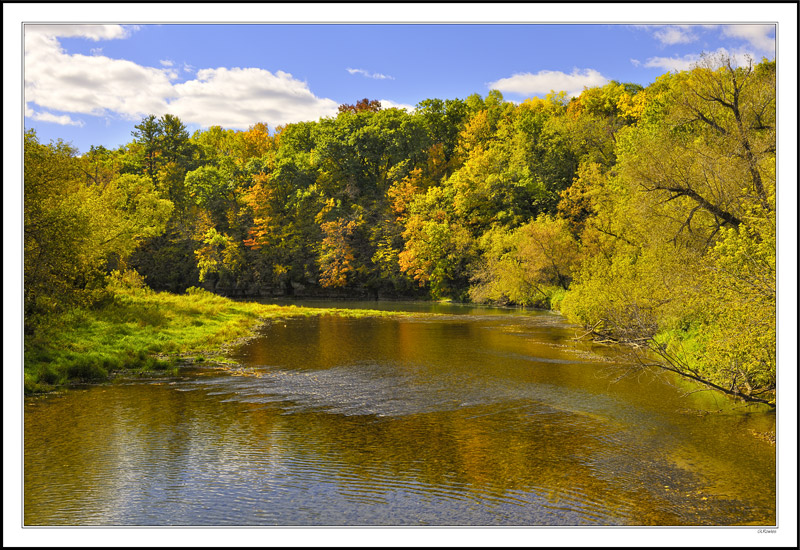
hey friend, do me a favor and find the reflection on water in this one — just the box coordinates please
[24,303,775,526]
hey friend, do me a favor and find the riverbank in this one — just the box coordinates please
[23,283,406,394]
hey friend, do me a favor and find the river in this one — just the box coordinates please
[23,301,775,526]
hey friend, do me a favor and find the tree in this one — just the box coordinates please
[24,130,172,326]
[79,144,123,187]
[159,113,195,168]
[129,114,196,205]
[241,145,321,292]
[192,125,238,167]
[25,131,90,321]
[652,204,776,404]
[559,56,776,404]
[338,98,382,114]
[127,114,206,291]
[565,81,643,169]
[185,165,234,228]
[469,216,581,307]
[398,186,477,299]
[317,217,360,288]
[130,114,162,185]
[236,122,274,160]
[194,228,245,288]
[414,97,470,168]
[616,54,775,242]
[91,173,174,263]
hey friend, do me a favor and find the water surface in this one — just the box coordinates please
[24,302,776,526]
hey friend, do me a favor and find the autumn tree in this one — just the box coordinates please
[470,215,581,307]
[398,186,477,299]
[242,151,321,293]
[565,81,643,169]
[559,55,776,403]
[414,97,470,169]
[338,98,382,114]
[616,55,775,242]
[308,107,431,291]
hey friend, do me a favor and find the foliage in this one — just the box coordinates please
[24,57,778,401]
[470,216,581,307]
[24,130,172,329]
[558,55,776,404]
[652,204,776,401]
[195,228,245,285]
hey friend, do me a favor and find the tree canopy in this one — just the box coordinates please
[24,55,777,403]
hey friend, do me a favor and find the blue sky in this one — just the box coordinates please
[19,13,781,154]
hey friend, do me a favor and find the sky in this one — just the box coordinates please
[19,16,780,154]
[4,4,798,549]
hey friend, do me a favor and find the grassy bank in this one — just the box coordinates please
[23,281,406,394]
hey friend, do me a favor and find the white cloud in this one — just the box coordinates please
[160,59,174,67]
[630,58,641,67]
[25,105,84,126]
[23,26,341,130]
[378,99,415,112]
[643,53,701,72]
[25,24,131,41]
[346,67,395,80]
[643,47,759,72]
[488,68,610,98]
[653,25,698,45]
[25,29,175,119]
[169,67,339,128]
[721,24,775,53]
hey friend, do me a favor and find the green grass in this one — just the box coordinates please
[23,284,408,394]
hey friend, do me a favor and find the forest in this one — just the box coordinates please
[24,54,776,405]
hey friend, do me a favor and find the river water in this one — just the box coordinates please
[23,301,775,526]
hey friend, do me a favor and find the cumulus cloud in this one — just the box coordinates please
[160,59,174,67]
[488,68,610,98]
[169,68,339,128]
[25,24,132,41]
[721,24,775,53]
[25,29,175,119]
[24,25,341,130]
[346,68,395,80]
[633,24,774,67]
[653,25,698,45]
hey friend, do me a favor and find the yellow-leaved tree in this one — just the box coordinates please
[560,54,776,404]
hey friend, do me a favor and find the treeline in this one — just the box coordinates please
[24,54,776,403]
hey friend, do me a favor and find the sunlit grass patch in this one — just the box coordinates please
[24,284,415,394]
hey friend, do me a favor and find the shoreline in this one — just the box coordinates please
[23,286,411,395]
